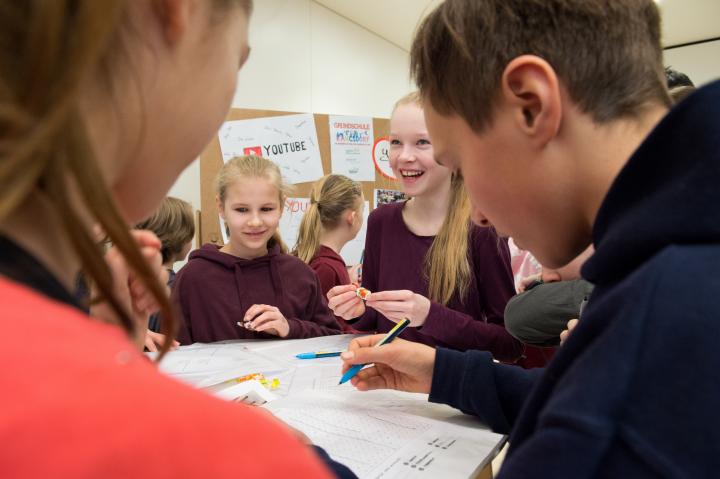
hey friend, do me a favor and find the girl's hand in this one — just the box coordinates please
[340,335,436,393]
[242,304,290,338]
[365,290,431,327]
[144,330,179,352]
[327,284,366,320]
[348,263,362,285]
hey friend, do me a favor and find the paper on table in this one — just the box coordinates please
[265,390,504,479]
[155,342,289,388]
[212,380,278,405]
[281,363,353,396]
[238,335,364,396]
[241,334,361,357]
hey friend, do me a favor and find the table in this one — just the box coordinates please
[154,335,505,478]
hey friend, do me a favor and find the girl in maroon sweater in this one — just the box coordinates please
[293,174,365,332]
[328,93,532,364]
[174,156,341,344]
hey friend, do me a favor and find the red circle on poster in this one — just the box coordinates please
[372,136,395,179]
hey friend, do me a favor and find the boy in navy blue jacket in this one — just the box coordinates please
[339,0,720,477]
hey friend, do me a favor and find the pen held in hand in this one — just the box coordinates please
[339,318,410,385]
[296,351,343,359]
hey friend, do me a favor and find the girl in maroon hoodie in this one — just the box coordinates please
[293,174,365,332]
[173,156,341,344]
[327,93,532,365]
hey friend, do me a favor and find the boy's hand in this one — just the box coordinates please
[365,290,431,327]
[340,335,436,394]
[560,318,579,345]
[327,284,366,320]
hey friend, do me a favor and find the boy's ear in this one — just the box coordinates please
[500,55,562,147]
[153,0,191,45]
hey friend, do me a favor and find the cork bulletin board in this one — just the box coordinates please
[198,108,400,246]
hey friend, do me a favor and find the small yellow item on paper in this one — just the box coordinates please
[260,377,281,390]
[228,373,280,390]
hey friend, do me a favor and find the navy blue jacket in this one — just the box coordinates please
[430,80,720,477]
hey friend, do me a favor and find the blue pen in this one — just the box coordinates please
[296,351,342,359]
[339,318,410,385]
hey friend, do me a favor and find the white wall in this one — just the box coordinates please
[664,40,720,86]
[169,1,720,225]
[168,0,411,212]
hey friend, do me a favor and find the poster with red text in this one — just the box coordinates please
[329,115,375,182]
[279,197,369,266]
[218,113,324,184]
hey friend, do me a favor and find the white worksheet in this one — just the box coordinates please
[240,334,360,358]
[153,342,289,388]
[281,363,353,396]
[265,390,505,478]
[151,337,505,477]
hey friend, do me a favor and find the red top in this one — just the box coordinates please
[0,277,332,478]
[309,245,357,333]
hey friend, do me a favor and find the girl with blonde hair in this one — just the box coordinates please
[173,156,341,344]
[294,174,364,332]
[328,93,524,363]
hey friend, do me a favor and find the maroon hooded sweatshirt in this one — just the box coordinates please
[173,243,341,344]
[309,245,356,333]
[354,201,523,362]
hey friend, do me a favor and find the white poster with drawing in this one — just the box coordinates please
[278,198,310,253]
[329,115,375,182]
[277,197,369,266]
[218,114,324,185]
[219,215,229,244]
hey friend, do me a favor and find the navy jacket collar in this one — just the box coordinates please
[583,80,720,286]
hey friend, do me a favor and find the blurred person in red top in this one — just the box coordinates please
[0,1,352,477]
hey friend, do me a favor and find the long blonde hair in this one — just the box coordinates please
[393,93,472,305]
[215,155,292,252]
[0,2,165,353]
[293,174,363,264]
